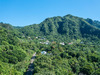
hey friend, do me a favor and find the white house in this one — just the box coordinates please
[60,42,65,45]
[41,51,47,55]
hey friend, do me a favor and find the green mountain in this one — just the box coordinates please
[85,18,100,28]
[19,14,100,43]
[0,14,100,75]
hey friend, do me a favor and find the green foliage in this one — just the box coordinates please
[1,14,100,75]
[80,64,94,75]
[33,44,100,75]
[0,23,37,74]
[19,14,100,43]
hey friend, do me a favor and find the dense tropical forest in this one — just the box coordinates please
[0,14,100,75]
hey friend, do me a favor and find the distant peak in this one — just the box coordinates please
[64,14,73,17]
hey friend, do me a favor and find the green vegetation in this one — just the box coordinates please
[0,23,37,74]
[19,14,100,43]
[33,43,100,75]
[0,14,100,75]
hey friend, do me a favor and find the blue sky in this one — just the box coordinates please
[0,0,100,26]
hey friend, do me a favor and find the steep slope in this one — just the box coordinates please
[0,23,36,75]
[19,14,100,42]
[0,23,27,64]
[85,18,100,28]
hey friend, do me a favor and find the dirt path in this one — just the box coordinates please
[25,52,36,75]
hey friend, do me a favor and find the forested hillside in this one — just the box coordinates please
[0,14,100,75]
[85,18,100,28]
[19,14,100,43]
[33,43,100,75]
[0,23,38,75]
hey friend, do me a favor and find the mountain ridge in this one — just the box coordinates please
[0,14,100,75]
[18,14,100,43]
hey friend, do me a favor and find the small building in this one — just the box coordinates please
[28,37,31,39]
[41,51,47,55]
[60,42,65,45]
[80,42,84,44]
[40,40,50,45]
[36,37,38,39]
[44,40,49,45]
[68,42,73,45]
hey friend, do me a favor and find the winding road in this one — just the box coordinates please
[25,52,36,75]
